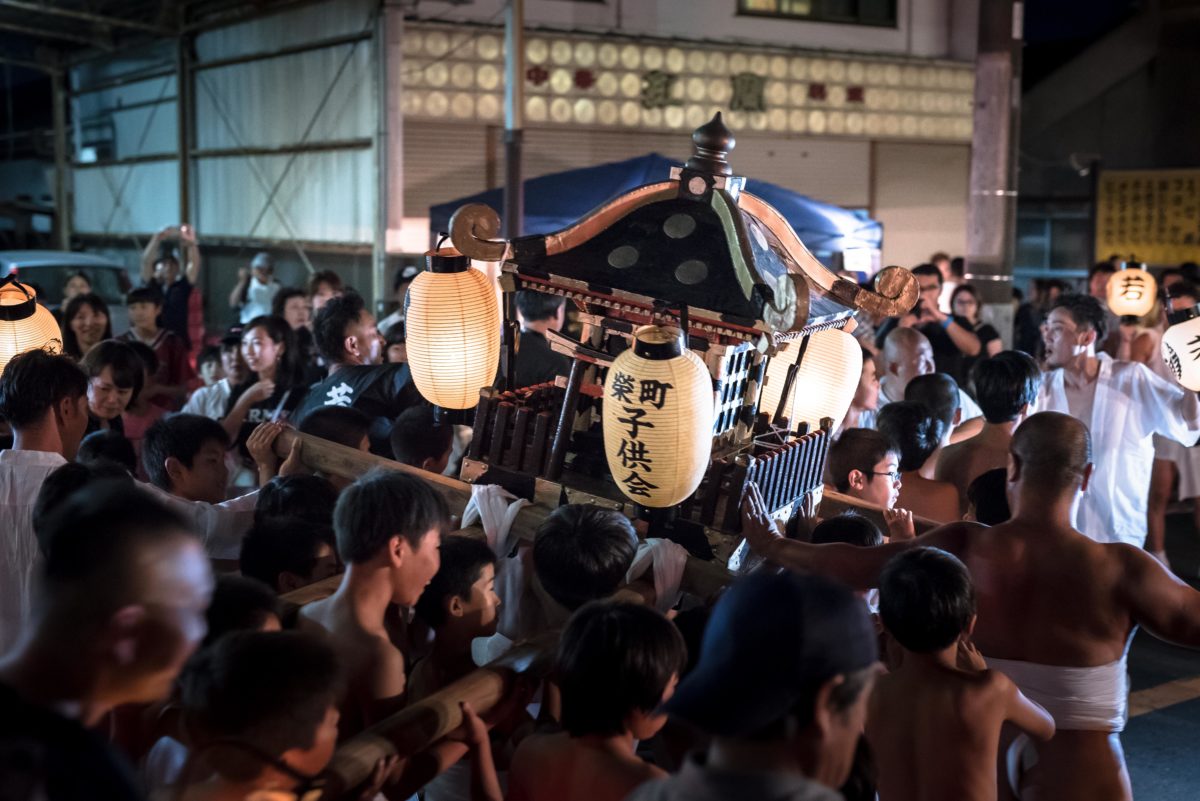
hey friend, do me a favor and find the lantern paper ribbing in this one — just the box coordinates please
[405,266,500,410]
[758,329,862,430]
[1106,263,1157,318]
[1161,307,1200,391]
[603,326,714,508]
[0,281,62,376]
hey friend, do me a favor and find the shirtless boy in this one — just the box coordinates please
[743,412,1200,801]
[868,547,1054,801]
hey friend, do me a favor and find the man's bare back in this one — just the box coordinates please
[897,474,960,523]
[935,437,1009,512]
[508,731,665,801]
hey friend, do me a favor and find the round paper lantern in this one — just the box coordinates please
[404,250,501,409]
[1106,261,1157,318]
[603,326,714,508]
[0,276,62,376]
[1161,305,1200,391]
[758,328,863,430]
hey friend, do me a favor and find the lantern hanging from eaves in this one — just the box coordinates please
[404,249,501,410]
[758,328,863,431]
[602,326,715,508]
[0,276,63,376]
[1107,259,1157,318]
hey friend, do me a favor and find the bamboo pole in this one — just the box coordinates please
[819,488,942,535]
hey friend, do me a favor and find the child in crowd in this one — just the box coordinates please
[390,403,454,473]
[196,345,224,388]
[240,516,340,595]
[76,428,138,474]
[183,336,248,421]
[811,512,886,547]
[384,321,407,364]
[466,601,686,801]
[825,428,915,539]
[117,286,194,409]
[142,414,231,505]
[876,401,960,523]
[255,474,339,527]
[838,347,880,432]
[867,547,1055,801]
[32,461,133,551]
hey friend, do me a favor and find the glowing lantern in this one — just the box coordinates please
[1161,304,1200,391]
[0,276,62,376]
[758,328,863,430]
[404,249,501,409]
[603,326,714,507]
[1106,261,1157,318]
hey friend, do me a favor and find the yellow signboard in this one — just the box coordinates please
[1096,169,1200,265]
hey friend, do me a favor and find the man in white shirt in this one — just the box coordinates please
[229,252,281,325]
[870,327,983,438]
[0,350,90,654]
[1037,294,1200,547]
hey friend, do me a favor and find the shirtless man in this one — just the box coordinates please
[743,412,1200,801]
[936,351,1041,513]
[301,468,446,733]
[875,327,983,441]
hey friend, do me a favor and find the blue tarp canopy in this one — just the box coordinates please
[429,153,882,254]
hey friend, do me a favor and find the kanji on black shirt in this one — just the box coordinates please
[292,363,424,455]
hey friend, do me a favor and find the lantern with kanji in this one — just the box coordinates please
[0,276,62,376]
[404,249,501,410]
[758,329,863,431]
[1161,304,1200,391]
[1107,260,1157,318]
[602,326,714,507]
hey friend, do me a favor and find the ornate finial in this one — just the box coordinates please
[685,112,736,176]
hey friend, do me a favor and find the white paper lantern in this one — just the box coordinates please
[404,251,501,409]
[758,329,863,430]
[1161,305,1200,391]
[0,277,62,376]
[1107,261,1157,318]
[603,326,714,508]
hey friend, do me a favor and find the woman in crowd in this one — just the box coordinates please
[949,284,1002,387]
[307,269,344,314]
[79,339,144,436]
[62,271,92,302]
[221,315,309,466]
[62,293,113,360]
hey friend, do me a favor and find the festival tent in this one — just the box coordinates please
[428,152,882,256]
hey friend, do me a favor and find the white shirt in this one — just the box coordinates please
[1037,353,1200,547]
[182,378,233,420]
[0,449,67,655]
[874,383,983,425]
[239,278,280,324]
[138,483,259,561]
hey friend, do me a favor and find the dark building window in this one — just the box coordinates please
[738,0,897,27]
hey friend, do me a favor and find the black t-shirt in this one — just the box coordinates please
[875,315,975,386]
[158,277,192,350]
[514,329,571,389]
[292,364,424,455]
[225,380,309,455]
[0,682,143,801]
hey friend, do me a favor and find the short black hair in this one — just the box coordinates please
[967,468,1011,525]
[877,401,944,473]
[80,340,145,407]
[390,404,453,468]
[307,270,343,297]
[879,547,975,653]
[219,334,242,354]
[810,513,884,547]
[414,535,496,629]
[240,516,337,593]
[972,351,1041,424]
[38,482,194,626]
[826,429,898,492]
[557,601,686,738]
[532,505,637,611]
[0,350,87,429]
[904,373,960,433]
[125,286,162,307]
[77,429,137,473]
[203,574,281,648]
[255,475,339,528]
[179,631,343,782]
[32,461,133,552]
[271,287,307,318]
[312,291,366,364]
[198,345,222,369]
[1089,261,1117,278]
[515,290,565,323]
[142,414,231,492]
[911,263,943,285]
[299,406,371,450]
[1051,293,1107,341]
[333,469,449,563]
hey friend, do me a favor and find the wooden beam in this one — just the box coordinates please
[819,487,942,536]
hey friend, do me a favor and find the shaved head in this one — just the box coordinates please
[883,327,929,361]
[1011,412,1092,492]
[882,327,935,395]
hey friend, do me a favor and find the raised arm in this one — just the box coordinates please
[140,226,172,284]
[180,224,202,285]
[229,267,250,310]
[1118,545,1200,648]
